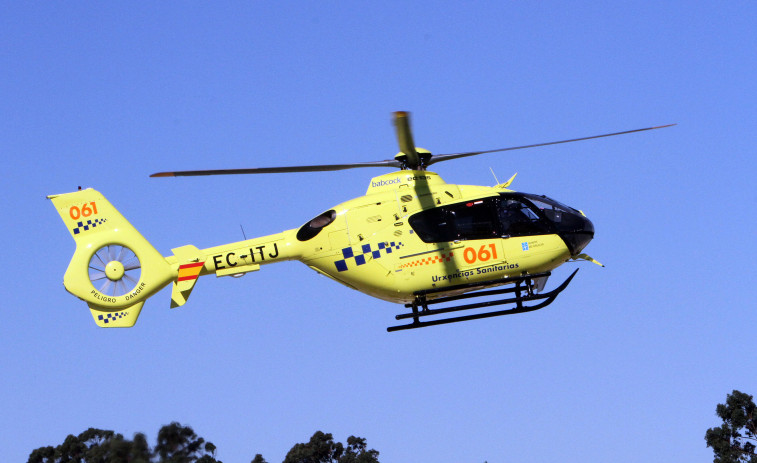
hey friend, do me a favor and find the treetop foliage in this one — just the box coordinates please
[706,390,757,463]
[27,424,379,463]
[28,423,218,463]
[282,431,379,463]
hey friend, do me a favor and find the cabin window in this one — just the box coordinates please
[408,199,498,243]
[296,210,337,241]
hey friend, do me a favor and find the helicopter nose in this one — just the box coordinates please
[557,213,595,256]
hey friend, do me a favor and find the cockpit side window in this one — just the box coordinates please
[409,199,498,243]
[496,196,552,237]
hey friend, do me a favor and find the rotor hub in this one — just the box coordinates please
[394,147,432,170]
[105,260,125,281]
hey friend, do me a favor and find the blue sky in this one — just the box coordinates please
[2,2,755,462]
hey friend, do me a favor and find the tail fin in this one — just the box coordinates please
[48,188,175,327]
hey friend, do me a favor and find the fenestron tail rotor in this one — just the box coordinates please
[150,112,674,178]
[88,245,142,297]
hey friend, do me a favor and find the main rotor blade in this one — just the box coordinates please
[426,124,676,166]
[394,111,419,167]
[151,119,675,178]
[151,160,401,177]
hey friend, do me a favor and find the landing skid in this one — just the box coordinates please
[387,269,579,332]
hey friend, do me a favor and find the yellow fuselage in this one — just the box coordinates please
[188,171,574,303]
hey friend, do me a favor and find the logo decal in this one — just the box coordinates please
[72,218,107,235]
[521,242,529,251]
[334,242,403,272]
[370,178,402,188]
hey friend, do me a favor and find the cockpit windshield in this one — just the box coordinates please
[518,194,579,224]
[514,193,594,254]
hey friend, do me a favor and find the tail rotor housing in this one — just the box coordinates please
[48,188,175,325]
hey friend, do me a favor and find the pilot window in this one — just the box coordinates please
[496,196,552,237]
[520,194,576,224]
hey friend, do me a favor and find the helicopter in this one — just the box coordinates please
[48,112,672,331]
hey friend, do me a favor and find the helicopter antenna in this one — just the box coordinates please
[240,224,247,240]
[489,167,501,186]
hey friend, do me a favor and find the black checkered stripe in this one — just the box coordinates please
[333,241,403,272]
[97,311,128,324]
[72,218,107,235]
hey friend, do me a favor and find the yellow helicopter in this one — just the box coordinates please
[48,112,672,331]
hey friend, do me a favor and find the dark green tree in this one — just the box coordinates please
[282,431,378,463]
[27,445,55,463]
[28,428,135,463]
[28,425,379,463]
[340,436,380,463]
[155,422,218,463]
[27,423,219,463]
[283,431,343,463]
[706,390,757,463]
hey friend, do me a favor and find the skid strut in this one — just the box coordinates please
[387,269,578,332]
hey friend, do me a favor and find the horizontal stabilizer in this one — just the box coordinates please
[573,253,604,267]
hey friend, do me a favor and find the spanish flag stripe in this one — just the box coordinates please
[177,262,204,281]
[179,262,204,269]
[178,267,203,276]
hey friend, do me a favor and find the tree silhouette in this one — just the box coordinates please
[706,390,757,463]
[282,431,379,463]
[27,423,218,463]
[27,425,378,463]
[155,422,217,463]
